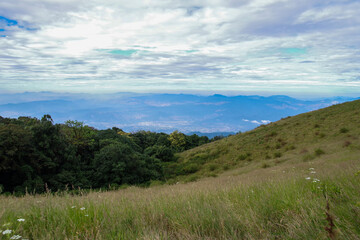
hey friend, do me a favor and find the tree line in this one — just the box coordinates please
[0,115,221,194]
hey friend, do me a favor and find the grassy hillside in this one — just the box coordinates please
[171,99,360,182]
[0,100,359,239]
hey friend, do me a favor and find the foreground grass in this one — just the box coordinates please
[0,158,359,239]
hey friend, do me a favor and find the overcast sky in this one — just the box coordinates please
[0,0,359,97]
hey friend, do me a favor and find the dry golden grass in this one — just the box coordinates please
[1,154,359,239]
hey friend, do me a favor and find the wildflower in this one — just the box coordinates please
[2,223,11,227]
[309,168,315,170]
[305,177,311,180]
[310,171,316,174]
[71,206,76,209]
[17,218,25,222]
[10,235,22,239]
[80,207,85,210]
[313,178,320,183]
[2,229,12,235]
[85,214,89,217]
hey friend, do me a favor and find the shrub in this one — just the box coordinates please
[208,163,218,171]
[285,145,296,151]
[274,152,282,158]
[266,131,278,137]
[238,154,248,161]
[261,163,270,168]
[184,175,200,183]
[340,128,349,133]
[183,163,200,174]
[205,172,218,178]
[222,165,230,171]
[315,148,325,156]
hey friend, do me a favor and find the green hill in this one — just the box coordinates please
[168,99,360,182]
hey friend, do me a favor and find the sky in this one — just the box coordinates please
[0,0,359,97]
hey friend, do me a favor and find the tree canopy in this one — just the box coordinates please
[0,115,221,194]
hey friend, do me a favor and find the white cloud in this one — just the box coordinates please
[0,0,359,96]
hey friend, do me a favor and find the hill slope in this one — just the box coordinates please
[171,99,360,181]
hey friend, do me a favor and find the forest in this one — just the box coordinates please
[0,115,221,194]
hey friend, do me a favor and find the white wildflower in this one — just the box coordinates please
[313,178,320,183]
[71,206,76,209]
[80,207,85,210]
[85,214,89,217]
[10,235,22,239]
[305,177,311,180]
[2,229,12,235]
[17,218,25,222]
[309,168,315,170]
[310,171,316,174]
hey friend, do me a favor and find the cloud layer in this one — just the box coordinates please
[0,0,359,96]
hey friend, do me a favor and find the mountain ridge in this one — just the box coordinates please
[0,93,358,134]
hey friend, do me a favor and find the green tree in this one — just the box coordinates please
[144,145,175,162]
[168,130,186,150]
[93,143,162,187]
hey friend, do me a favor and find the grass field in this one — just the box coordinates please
[1,100,360,239]
[0,155,359,239]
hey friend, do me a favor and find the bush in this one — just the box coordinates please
[208,163,218,171]
[340,128,349,133]
[238,154,248,161]
[222,165,230,171]
[184,175,200,183]
[315,148,325,156]
[274,152,282,158]
[261,163,270,168]
[183,163,200,174]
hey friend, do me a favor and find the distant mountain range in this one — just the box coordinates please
[0,92,358,134]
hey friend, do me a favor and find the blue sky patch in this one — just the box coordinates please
[0,16,18,26]
[109,49,138,56]
[281,48,307,55]
[97,49,138,56]
[185,50,198,53]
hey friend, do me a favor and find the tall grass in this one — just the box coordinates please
[1,159,359,239]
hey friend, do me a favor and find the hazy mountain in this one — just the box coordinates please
[0,92,357,133]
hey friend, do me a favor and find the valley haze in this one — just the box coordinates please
[0,92,357,135]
